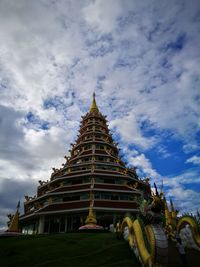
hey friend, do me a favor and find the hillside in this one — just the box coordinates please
[0,233,141,267]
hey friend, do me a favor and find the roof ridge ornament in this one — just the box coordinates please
[89,92,99,113]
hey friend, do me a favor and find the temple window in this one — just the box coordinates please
[83,177,90,183]
[94,193,100,199]
[71,179,82,184]
[63,195,80,201]
[111,195,119,200]
[115,179,124,184]
[53,197,62,203]
[96,177,103,183]
[102,193,110,200]
[104,178,115,184]
[95,134,101,138]
[129,196,137,201]
[83,157,90,162]
[80,193,89,200]
[63,180,72,185]
[120,195,129,200]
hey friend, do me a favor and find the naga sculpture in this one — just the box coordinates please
[116,182,200,267]
[164,199,200,250]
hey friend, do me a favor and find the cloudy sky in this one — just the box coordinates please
[0,0,200,229]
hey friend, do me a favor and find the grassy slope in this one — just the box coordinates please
[0,233,141,267]
[1,233,200,267]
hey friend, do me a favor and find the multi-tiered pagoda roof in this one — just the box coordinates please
[20,94,151,234]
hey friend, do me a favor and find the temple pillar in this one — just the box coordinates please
[65,216,68,232]
[38,215,45,234]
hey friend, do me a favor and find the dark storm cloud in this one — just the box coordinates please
[0,105,54,170]
[0,105,24,156]
[0,105,33,169]
[0,178,37,229]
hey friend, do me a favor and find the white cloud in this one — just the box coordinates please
[83,0,123,33]
[110,112,156,150]
[186,156,200,165]
[183,144,200,154]
[167,186,200,214]
[120,146,160,179]
[163,169,200,213]
[129,153,159,178]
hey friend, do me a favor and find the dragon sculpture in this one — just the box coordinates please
[116,183,200,267]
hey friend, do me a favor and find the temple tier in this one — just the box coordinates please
[20,94,151,234]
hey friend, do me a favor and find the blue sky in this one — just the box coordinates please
[0,0,200,229]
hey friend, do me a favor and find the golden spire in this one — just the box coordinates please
[85,184,97,225]
[7,201,20,232]
[85,206,97,225]
[89,92,99,113]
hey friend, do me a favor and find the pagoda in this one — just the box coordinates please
[20,94,151,234]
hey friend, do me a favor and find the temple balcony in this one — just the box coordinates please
[32,199,139,214]
[69,152,123,164]
[72,139,117,153]
[37,171,139,197]
[82,113,107,122]
[79,128,108,137]
[76,131,112,142]
[25,184,141,209]
[53,170,139,184]
[64,161,126,171]
[79,121,108,131]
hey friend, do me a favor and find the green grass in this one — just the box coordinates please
[0,233,141,267]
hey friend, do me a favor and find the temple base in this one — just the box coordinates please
[78,224,104,232]
[20,211,126,234]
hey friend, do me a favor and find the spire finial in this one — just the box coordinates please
[89,92,99,113]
